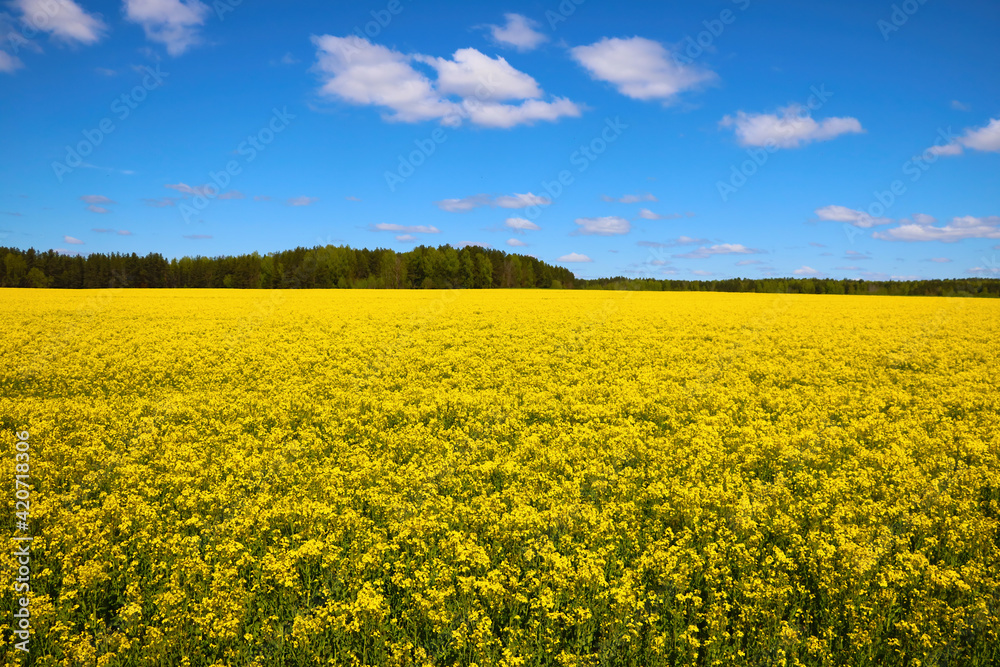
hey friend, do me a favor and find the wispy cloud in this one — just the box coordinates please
[371,223,440,234]
[287,196,319,207]
[674,243,762,259]
[64,235,84,245]
[874,215,1000,242]
[436,193,550,212]
[722,105,864,148]
[602,193,656,204]
[573,216,630,236]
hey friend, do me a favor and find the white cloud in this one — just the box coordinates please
[488,13,547,51]
[574,216,630,235]
[461,97,581,129]
[691,269,714,277]
[967,266,1000,276]
[815,205,892,228]
[721,104,864,148]
[13,0,107,45]
[638,208,681,220]
[345,196,361,201]
[602,193,656,203]
[923,117,1000,156]
[124,0,210,56]
[873,215,1000,242]
[928,257,952,263]
[959,117,1000,152]
[165,182,215,196]
[675,243,761,259]
[927,143,963,156]
[951,100,969,111]
[506,238,528,247]
[64,235,84,244]
[793,266,822,277]
[0,50,23,73]
[287,196,318,206]
[417,48,542,100]
[373,223,440,234]
[557,252,592,263]
[312,36,579,128]
[436,193,550,212]
[217,190,244,200]
[87,205,110,214]
[736,259,763,266]
[495,193,550,208]
[570,36,715,103]
[395,234,416,242]
[143,197,177,207]
[80,195,115,204]
[436,195,491,212]
[505,217,540,232]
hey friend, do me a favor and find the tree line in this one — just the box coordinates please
[2,244,998,297]
[0,244,574,289]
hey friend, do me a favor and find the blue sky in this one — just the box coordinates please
[1,0,998,281]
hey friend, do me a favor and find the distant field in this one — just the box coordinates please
[2,290,998,666]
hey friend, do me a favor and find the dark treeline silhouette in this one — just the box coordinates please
[0,244,574,289]
[2,244,998,297]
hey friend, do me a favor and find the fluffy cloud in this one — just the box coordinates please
[602,193,656,203]
[928,117,1000,156]
[793,266,823,276]
[873,215,1000,242]
[124,0,211,56]
[313,36,580,128]
[557,252,592,263]
[64,235,84,244]
[436,193,550,212]
[573,216,630,236]
[13,0,107,44]
[721,105,863,148]
[570,36,714,103]
[815,205,892,228]
[395,234,416,242]
[418,48,541,100]
[506,238,528,247]
[505,217,540,232]
[488,13,547,51]
[674,243,761,259]
[286,196,318,206]
[372,223,440,234]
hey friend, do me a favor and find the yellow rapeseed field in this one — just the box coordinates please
[1,289,999,666]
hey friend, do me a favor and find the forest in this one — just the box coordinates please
[2,244,999,297]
